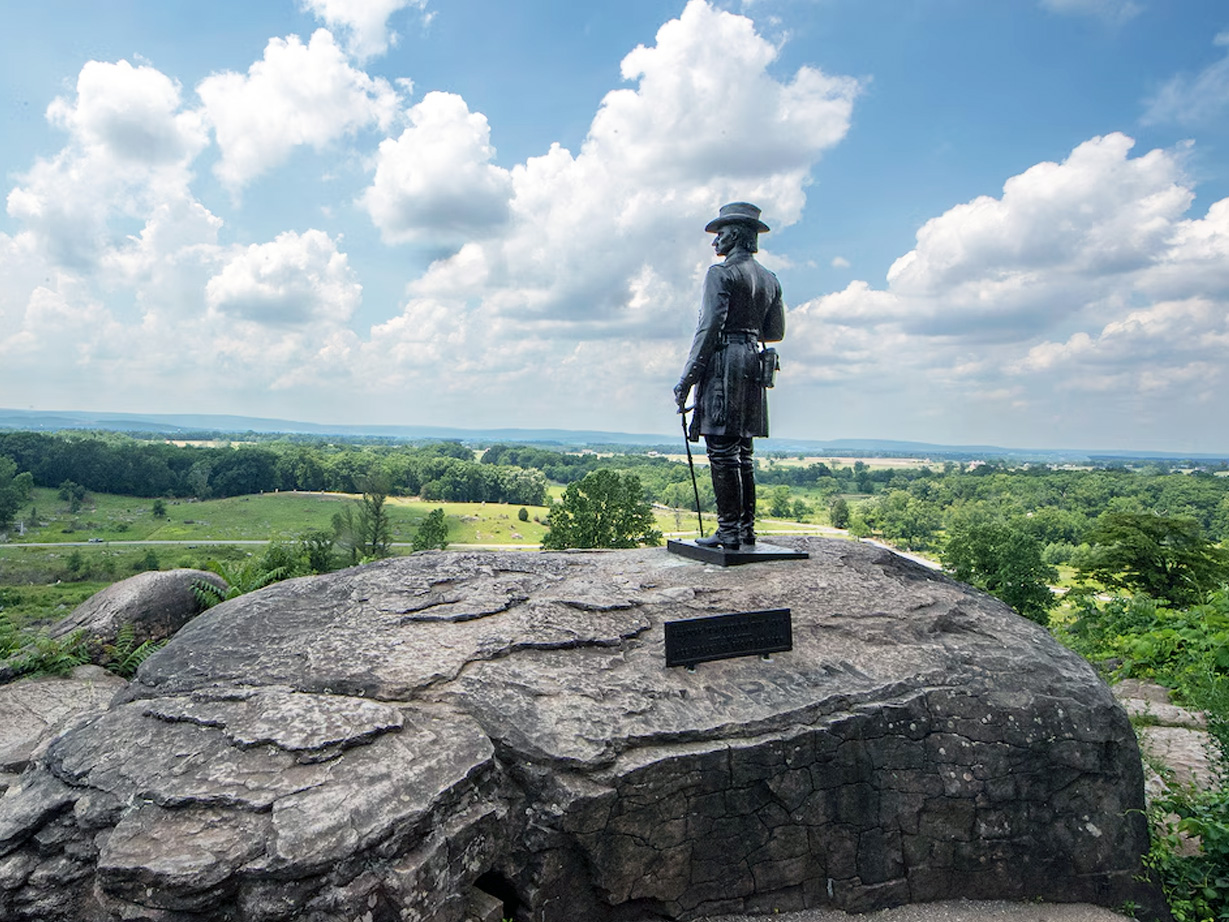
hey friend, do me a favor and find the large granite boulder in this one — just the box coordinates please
[48,567,227,650]
[0,538,1156,921]
[0,568,225,684]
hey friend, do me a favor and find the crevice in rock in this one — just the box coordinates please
[474,870,524,921]
[462,623,653,671]
[141,710,228,732]
[499,628,651,657]
[556,598,639,612]
[398,593,530,624]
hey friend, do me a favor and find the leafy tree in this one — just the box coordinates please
[297,529,336,573]
[658,478,714,513]
[13,470,33,502]
[1077,511,1229,606]
[209,447,279,497]
[412,508,449,551]
[65,550,85,577]
[942,519,1057,625]
[186,460,213,499]
[828,496,850,529]
[151,499,167,518]
[133,549,160,573]
[518,507,530,522]
[58,479,86,513]
[0,456,33,530]
[541,470,662,549]
[848,502,873,538]
[356,477,393,559]
[260,541,303,577]
[769,485,792,518]
[332,507,361,566]
[871,490,941,550]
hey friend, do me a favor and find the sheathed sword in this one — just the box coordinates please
[680,405,705,538]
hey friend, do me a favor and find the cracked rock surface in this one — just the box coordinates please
[0,538,1154,921]
[0,665,127,793]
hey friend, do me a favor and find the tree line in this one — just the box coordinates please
[0,432,547,507]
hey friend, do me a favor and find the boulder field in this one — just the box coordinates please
[0,537,1156,921]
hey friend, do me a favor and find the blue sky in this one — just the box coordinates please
[2,0,1228,451]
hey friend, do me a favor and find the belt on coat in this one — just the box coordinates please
[720,330,760,344]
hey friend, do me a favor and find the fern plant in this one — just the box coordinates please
[12,630,89,677]
[0,610,22,660]
[192,558,288,610]
[102,622,165,679]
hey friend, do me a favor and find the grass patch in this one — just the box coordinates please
[17,487,169,542]
[0,580,114,630]
[9,489,560,547]
[395,498,549,546]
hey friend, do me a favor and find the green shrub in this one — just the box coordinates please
[1056,588,1229,921]
[1147,787,1229,922]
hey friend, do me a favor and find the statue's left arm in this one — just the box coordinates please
[762,274,785,343]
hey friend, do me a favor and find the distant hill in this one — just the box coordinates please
[0,408,677,447]
[1,407,1226,465]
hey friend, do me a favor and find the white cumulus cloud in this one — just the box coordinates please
[369,0,858,328]
[300,0,429,60]
[198,29,399,191]
[814,133,1193,339]
[360,92,513,244]
[206,229,361,327]
[785,131,1229,448]
[353,0,861,430]
[6,59,210,269]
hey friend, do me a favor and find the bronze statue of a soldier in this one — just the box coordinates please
[675,202,785,550]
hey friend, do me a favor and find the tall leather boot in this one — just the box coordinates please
[696,459,742,549]
[739,462,757,546]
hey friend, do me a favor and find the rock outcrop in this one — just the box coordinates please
[0,665,127,793]
[1113,679,1219,797]
[0,538,1156,921]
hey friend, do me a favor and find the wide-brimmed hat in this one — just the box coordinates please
[704,201,770,233]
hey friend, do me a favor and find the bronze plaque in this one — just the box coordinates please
[664,608,792,668]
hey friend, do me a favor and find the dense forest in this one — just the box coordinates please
[5,432,1229,548]
[759,458,1229,548]
[0,431,549,507]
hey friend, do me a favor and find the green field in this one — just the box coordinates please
[9,487,556,545]
[0,483,835,625]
